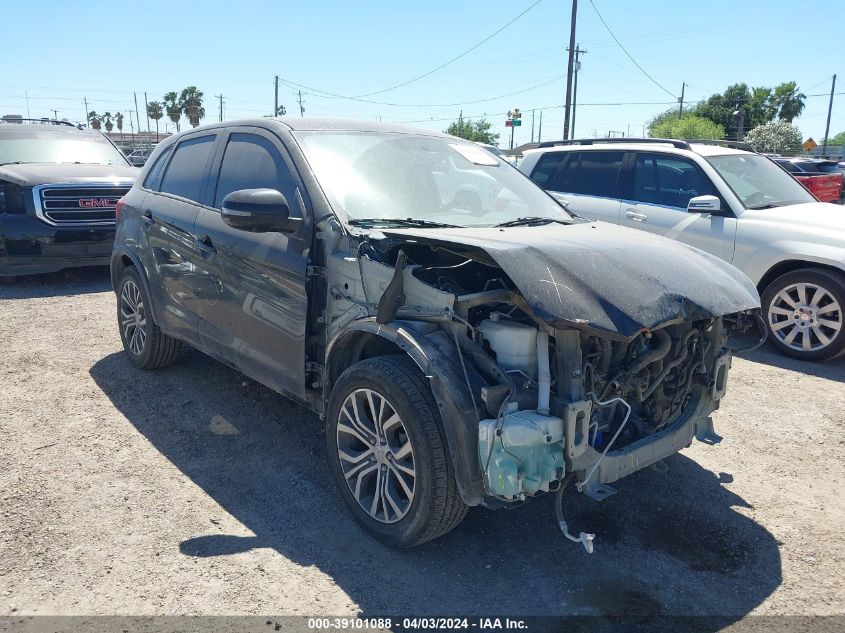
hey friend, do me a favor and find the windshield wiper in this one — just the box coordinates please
[494,216,571,228]
[349,217,462,229]
[0,161,27,166]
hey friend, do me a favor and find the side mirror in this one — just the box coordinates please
[221,188,293,233]
[687,195,720,213]
[549,191,571,210]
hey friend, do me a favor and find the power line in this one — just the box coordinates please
[586,0,677,99]
[353,0,545,97]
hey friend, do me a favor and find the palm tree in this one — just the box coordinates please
[103,112,114,133]
[773,82,806,123]
[147,101,164,141]
[163,92,181,132]
[87,111,101,130]
[179,86,205,128]
[115,112,124,140]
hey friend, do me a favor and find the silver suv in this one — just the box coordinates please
[519,139,845,361]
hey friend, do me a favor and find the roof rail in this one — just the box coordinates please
[0,117,82,129]
[537,137,691,150]
[685,139,754,152]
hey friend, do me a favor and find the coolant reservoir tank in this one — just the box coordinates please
[478,317,538,378]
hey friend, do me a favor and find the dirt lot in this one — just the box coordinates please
[1,268,843,622]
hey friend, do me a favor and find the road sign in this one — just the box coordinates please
[803,137,817,151]
[505,119,513,127]
[512,119,522,126]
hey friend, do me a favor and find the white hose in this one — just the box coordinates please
[536,330,550,415]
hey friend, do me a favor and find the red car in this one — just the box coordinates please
[774,158,844,203]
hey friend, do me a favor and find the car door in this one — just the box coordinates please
[619,152,737,262]
[530,150,624,222]
[140,134,217,344]
[192,127,310,401]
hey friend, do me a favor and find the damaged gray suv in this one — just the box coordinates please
[111,118,761,549]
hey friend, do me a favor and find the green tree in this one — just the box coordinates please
[827,131,845,146]
[179,86,205,128]
[273,105,287,116]
[771,81,806,122]
[444,115,499,144]
[115,112,124,139]
[744,120,803,154]
[163,92,181,132]
[147,101,164,140]
[649,115,725,140]
[87,111,101,130]
[102,112,113,133]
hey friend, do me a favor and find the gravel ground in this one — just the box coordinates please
[1,267,843,623]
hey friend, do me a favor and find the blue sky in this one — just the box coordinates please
[2,0,842,146]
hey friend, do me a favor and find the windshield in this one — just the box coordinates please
[294,131,571,227]
[707,154,815,209]
[0,129,128,166]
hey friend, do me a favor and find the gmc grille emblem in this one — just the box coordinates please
[79,198,117,208]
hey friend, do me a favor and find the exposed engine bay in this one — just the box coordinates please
[320,219,762,552]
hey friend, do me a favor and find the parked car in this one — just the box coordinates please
[519,139,845,361]
[125,147,153,167]
[112,118,759,548]
[0,118,138,278]
[773,157,844,203]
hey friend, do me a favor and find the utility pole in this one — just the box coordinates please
[25,91,31,118]
[678,82,686,118]
[569,44,586,139]
[133,93,141,143]
[274,75,279,117]
[128,109,135,142]
[144,92,151,148]
[531,109,535,143]
[538,110,543,143]
[215,94,225,122]
[83,97,89,127]
[562,0,578,140]
[51,109,59,120]
[297,90,305,117]
[822,74,837,156]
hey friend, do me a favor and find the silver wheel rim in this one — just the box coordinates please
[768,281,842,353]
[120,279,147,356]
[336,388,416,524]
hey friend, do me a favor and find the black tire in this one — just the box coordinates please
[117,266,181,369]
[761,268,845,361]
[326,355,468,547]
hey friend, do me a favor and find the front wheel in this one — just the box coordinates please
[326,355,467,547]
[761,268,845,361]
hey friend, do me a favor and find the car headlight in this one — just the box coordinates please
[0,180,25,213]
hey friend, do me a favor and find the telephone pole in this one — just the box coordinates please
[562,0,578,139]
[531,109,535,143]
[215,94,225,122]
[133,93,141,142]
[83,97,89,126]
[274,75,279,117]
[538,110,543,143]
[144,92,151,147]
[297,90,305,117]
[51,109,59,120]
[569,44,586,139]
[678,82,686,119]
[822,74,837,156]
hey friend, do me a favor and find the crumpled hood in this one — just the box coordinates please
[0,162,139,186]
[382,221,760,338]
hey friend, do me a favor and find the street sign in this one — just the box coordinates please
[505,119,513,127]
[512,119,522,126]
[803,137,817,151]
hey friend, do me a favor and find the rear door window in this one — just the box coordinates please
[529,151,569,187]
[142,145,173,190]
[570,151,624,197]
[159,135,216,202]
[632,153,719,209]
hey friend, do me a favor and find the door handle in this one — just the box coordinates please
[195,234,216,254]
[141,209,154,223]
[625,210,648,222]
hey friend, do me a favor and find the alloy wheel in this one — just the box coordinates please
[768,281,842,353]
[336,388,416,524]
[120,279,147,356]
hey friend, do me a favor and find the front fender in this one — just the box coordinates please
[735,240,845,287]
[326,319,487,506]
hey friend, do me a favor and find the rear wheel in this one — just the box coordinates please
[326,355,467,547]
[761,268,845,361]
[117,267,181,369]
